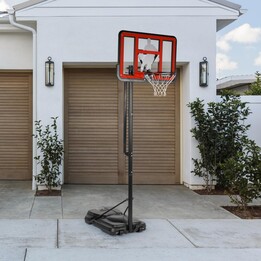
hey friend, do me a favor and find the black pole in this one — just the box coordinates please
[127,81,133,232]
[123,82,128,155]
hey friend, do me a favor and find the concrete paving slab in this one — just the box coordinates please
[62,185,237,219]
[0,219,57,248]
[201,195,235,207]
[62,185,128,218]
[0,247,26,261]
[58,219,193,248]
[0,195,34,219]
[170,219,261,248]
[138,186,237,219]
[26,248,261,261]
[202,194,261,207]
[0,182,34,219]
[30,197,62,219]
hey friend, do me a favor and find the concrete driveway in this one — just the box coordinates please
[0,181,261,261]
[0,181,237,219]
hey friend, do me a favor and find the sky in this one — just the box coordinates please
[216,0,261,79]
[1,0,261,79]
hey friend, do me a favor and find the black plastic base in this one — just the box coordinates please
[85,207,146,236]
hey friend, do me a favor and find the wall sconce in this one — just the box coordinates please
[45,56,54,86]
[199,57,208,87]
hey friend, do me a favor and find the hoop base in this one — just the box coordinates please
[145,72,176,97]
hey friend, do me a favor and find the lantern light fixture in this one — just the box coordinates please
[45,56,54,87]
[199,57,208,87]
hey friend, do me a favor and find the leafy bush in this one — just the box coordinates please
[188,92,251,190]
[221,138,261,210]
[245,71,261,95]
[187,98,217,191]
[33,117,64,191]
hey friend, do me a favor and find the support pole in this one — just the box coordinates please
[127,81,133,232]
[123,81,134,232]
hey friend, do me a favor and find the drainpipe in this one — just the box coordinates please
[8,9,38,190]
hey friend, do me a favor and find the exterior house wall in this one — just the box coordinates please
[0,32,32,69]
[34,15,217,187]
[0,0,242,188]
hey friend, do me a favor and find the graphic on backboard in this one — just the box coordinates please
[139,38,159,72]
[118,30,177,82]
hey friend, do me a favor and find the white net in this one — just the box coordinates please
[145,73,176,97]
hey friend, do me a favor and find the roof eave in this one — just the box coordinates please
[209,0,241,12]
[13,0,47,12]
[212,0,246,31]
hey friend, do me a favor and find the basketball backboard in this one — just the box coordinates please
[117,30,177,82]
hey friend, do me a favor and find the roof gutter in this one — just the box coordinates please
[13,0,47,12]
[8,9,38,190]
[209,0,241,12]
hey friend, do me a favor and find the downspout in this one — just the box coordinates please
[8,9,37,190]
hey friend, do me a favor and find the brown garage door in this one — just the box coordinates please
[0,72,32,180]
[122,74,180,184]
[65,68,180,184]
[64,68,119,184]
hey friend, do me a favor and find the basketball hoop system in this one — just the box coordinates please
[86,31,177,236]
[145,72,176,97]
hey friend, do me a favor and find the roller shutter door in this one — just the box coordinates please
[130,76,180,184]
[0,72,32,180]
[65,68,180,184]
[64,68,118,184]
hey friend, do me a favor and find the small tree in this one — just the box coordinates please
[221,138,261,210]
[33,117,64,191]
[188,92,251,190]
[187,98,217,191]
[245,71,261,95]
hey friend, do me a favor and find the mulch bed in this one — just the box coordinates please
[223,206,261,219]
[193,188,261,219]
[35,189,61,196]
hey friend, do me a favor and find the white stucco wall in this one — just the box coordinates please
[0,0,241,187]
[0,32,32,69]
[241,96,261,147]
[34,15,218,186]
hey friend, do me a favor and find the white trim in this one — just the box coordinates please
[13,0,48,11]
[208,0,241,12]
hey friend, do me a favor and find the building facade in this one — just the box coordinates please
[0,0,242,189]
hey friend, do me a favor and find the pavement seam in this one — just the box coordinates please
[57,219,59,249]
[23,248,27,261]
[166,219,198,248]
[61,189,64,218]
[29,195,36,218]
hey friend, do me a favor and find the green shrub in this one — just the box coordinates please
[245,71,261,95]
[188,92,251,190]
[221,138,261,210]
[33,117,64,191]
[189,92,261,208]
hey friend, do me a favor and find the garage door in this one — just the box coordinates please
[64,68,119,184]
[0,72,32,180]
[131,77,180,184]
[65,68,180,184]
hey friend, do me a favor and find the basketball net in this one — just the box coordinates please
[145,73,176,97]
